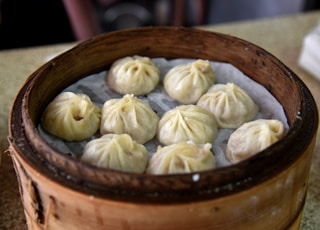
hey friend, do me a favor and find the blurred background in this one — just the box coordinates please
[1,0,320,50]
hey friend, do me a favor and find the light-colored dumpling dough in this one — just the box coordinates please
[100,94,159,144]
[81,134,148,173]
[41,92,101,141]
[226,119,285,164]
[197,83,258,129]
[146,141,215,175]
[163,59,215,104]
[157,105,218,145]
[107,55,160,95]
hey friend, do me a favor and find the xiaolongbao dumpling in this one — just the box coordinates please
[81,134,148,173]
[100,94,159,144]
[107,55,160,95]
[146,141,215,175]
[197,83,258,129]
[163,59,215,104]
[157,105,218,145]
[41,92,101,141]
[226,119,286,164]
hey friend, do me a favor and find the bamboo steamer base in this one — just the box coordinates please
[8,27,319,230]
[10,139,314,230]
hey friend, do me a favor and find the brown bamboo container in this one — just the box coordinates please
[8,27,318,230]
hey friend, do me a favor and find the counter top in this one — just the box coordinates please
[1,11,320,229]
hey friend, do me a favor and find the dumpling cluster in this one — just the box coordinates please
[163,59,215,104]
[146,142,215,175]
[107,55,160,95]
[100,94,159,144]
[226,119,286,163]
[82,134,148,173]
[157,105,218,145]
[41,92,101,141]
[41,56,287,174]
[197,83,259,129]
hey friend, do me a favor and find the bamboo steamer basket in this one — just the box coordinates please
[8,27,318,230]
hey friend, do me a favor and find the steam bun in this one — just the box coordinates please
[157,105,218,145]
[40,92,101,141]
[81,134,148,173]
[146,141,215,175]
[226,119,286,163]
[197,83,258,129]
[163,59,215,104]
[100,94,159,144]
[107,55,160,95]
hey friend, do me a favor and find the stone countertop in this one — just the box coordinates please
[1,11,320,230]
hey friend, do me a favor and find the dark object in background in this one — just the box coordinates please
[1,0,320,50]
[0,0,75,50]
[305,0,320,10]
[63,0,320,41]
[99,2,154,31]
[63,0,208,40]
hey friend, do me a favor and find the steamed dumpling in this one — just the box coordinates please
[81,134,148,173]
[226,119,286,164]
[40,92,101,141]
[157,105,218,145]
[163,59,215,104]
[107,55,160,95]
[197,83,258,129]
[100,94,159,144]
[146,141,215,175]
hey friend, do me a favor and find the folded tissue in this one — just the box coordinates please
[298,21,320,81]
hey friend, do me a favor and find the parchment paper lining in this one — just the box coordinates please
[39,58,288,168]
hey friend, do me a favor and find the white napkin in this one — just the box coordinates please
[298,20,320,81]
